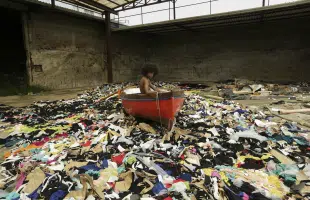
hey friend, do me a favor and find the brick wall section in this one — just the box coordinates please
[115,16,310,83]
[28,9,106,89]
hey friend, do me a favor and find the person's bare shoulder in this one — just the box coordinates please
[140,77,149,84]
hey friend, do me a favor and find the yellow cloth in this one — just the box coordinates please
[23,168,45,194]
[202,168,230,185]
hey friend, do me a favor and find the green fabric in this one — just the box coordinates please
[117,166,126,174]
[126,156,137,165]
[279,174,296,186]
[6,192,19,200]
[86,170,100,176]
[269,164,297,186]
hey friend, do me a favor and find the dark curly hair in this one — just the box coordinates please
[141,64,158,77]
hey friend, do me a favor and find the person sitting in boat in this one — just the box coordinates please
[140,64,164,97]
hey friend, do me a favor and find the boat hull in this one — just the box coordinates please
[121,91,184,130]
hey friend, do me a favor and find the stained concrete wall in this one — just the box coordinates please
[27,8,106,89]
[26,8,310,88]
[112,32,149,83]
[114,16,310,83]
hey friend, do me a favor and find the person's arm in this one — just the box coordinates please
[143,79,158,98]
[150,83,162,92]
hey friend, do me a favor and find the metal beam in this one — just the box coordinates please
[58,0,105,13]
[78,0,117,14]
[106,0,121,6]
[262,0,265,7]
[116,0,171,11]
[105,12,113,83]
[51,0,55,7]
[173,0,176,19]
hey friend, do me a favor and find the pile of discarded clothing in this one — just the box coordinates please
[206,80,310,100]
[0,83,309,200]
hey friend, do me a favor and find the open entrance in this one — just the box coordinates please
[0,7,27,96]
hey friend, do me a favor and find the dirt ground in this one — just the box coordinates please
[0,87,90,107]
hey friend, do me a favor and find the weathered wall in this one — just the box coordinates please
[27,9,106,89]
[112,32,149,83]
[114,16,310,83]
[26,8,310,88]
[147,17,310,83]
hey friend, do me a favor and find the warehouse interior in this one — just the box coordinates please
[0,0,309,199]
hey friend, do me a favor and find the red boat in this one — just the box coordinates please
[121,89,185,130]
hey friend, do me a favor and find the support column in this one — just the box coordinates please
[141,7,143,24]
[173,0,176,20]
[105,12,113,83]
[210,0,212,14]
[262,0,265,7]
[51,0,55,8]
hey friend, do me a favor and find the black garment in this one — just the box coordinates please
[241,158,265,169]
[224,186,243,200]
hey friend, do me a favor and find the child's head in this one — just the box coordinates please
[141,64,158,79]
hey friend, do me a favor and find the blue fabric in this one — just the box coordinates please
[235,126,248,132]
[273,135,294,144]
[101,159,108,168]
[234,109,248,114]
[182,140,189,144]
[79,164,101,171]
[179,173,192,182]
[5,139,23,147]
[152,182,166,195]
[293,137,309,146]
[27,185,41,199]
[165,170,173,175]
[49,190,67,200]
[284,122,300,132]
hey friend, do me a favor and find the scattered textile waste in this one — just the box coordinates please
[0,83,309,200]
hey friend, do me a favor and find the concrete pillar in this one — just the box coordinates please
[105,12,113,83]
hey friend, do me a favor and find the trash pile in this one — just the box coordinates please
[0,83,309,200]
[200,79,310,100]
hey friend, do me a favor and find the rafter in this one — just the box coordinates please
[116,0,172,11]
[106,0,121,6]
[77,0,117,14]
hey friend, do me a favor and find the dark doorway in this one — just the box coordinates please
[0,7,27,96]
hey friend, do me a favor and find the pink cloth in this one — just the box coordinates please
[242,193,249,200]
[211,171,221,179]
[15,173,26,190]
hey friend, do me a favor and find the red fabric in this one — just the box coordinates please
[108,182,115,187]
[165,184,172,188]
[32,137,50,146]
[54,133,68,139]
[173,179,185,184]
[81,122,87,128]
[47,159,57,165]
[164,197,173,200]
[111,153,125,165]
[237,163,242,168]
[81,140,91,147]
[180,154,185,160]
